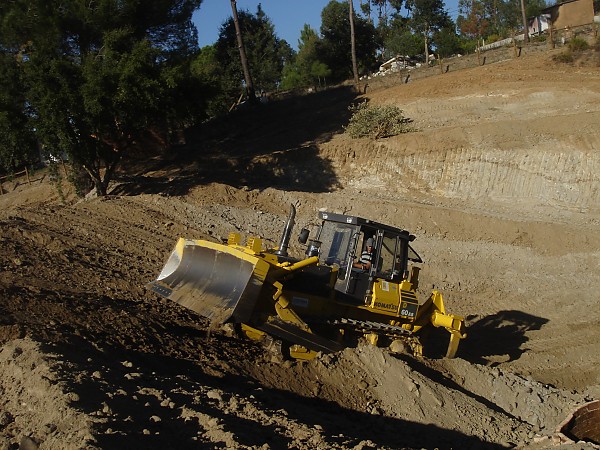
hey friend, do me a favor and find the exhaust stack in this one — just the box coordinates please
[274,204,296,257]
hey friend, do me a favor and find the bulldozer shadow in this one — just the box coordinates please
[458,310,549,365]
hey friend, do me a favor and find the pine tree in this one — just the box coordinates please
[0,0,202,195]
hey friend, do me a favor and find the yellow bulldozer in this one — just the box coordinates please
[149,206,466,360]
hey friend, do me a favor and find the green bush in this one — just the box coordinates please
[486,34,502,44]
[345,102,415,139]
[553,51,574,63]
[531,34,547,43]
[460,39,478,54]
[568,37,589,52]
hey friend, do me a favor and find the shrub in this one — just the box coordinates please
[553,51,574,63]
[486,34,502,44]
[460,39,478,54]
[345,102,415,139]
[531,34,547,43]
[568,37,589,52]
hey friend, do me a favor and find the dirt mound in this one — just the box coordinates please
[1,47,600,448]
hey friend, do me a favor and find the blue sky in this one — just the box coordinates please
[193,0,461,51]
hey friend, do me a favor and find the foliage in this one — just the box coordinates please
[458,38,478,54]
[213,5,293,110]
[281,24,331,90]
[552,51,574,63]
[568,37,590,52]
[191,45,228,118]
[457,0,547,41]
[361,0,404,26]
[318,1,379,82]
[47,163,66,203]
[405,0,452,61]
[495,0,523,33]
[345,101,414,139]
[457,0,489,39]
[433,26,464,57]
[362,0,551,59]
[531,34,547,43]
[524,0,548,20]
[406,0,451,34]
[551,37,591,64]
[0,0,202,195]
[486,34,502,44]
[381,16,423,59]
[0,53,37,170]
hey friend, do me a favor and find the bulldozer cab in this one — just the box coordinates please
[315,212,422,303]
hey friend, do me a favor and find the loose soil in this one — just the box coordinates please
[1,44,600,449]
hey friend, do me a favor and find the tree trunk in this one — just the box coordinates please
[82,148,124,197]
[424,30,430,65]
[520,0,530,43]
[83,164,106,196]
[349,0,360,92]
[231,0,256,102]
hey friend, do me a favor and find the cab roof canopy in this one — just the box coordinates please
[319,211,414,240]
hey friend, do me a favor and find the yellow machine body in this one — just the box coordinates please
[149,208,466,360]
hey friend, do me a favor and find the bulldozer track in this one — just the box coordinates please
[331,318,414,339]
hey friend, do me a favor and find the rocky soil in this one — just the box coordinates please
[1,43,600,449]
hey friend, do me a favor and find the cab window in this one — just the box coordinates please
[318,222,358,267]
[376,233,398,278]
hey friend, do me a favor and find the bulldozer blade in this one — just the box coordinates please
[148,239,264,324]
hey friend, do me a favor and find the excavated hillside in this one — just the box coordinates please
[1,44,600,449]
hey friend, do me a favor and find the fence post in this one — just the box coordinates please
[25,167,31,185]
[0,181,3,195]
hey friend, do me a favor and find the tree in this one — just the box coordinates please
[349,0,360,90]
[281,25,331,90]
[433,25,464,57]
[191,45,229,118]
[230,0,255,102]
[311,61,333,88]
[0,0,202,195]
[215,5,293,107]
[362,0,404,26]
[319,1,378,82]
[457,0,490,40]
[0,53,37,171]
[405,0,451,63]
[373,0,405,57]
[382,15,423,59]
[457,0,547,39]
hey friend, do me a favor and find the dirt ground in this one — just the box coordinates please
[1,44,600,449]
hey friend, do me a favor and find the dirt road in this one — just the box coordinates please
[1,46,599,449]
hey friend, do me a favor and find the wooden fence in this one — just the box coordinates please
[0,167,31,195]
[0,162,70,195]
[480,21,598,52]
